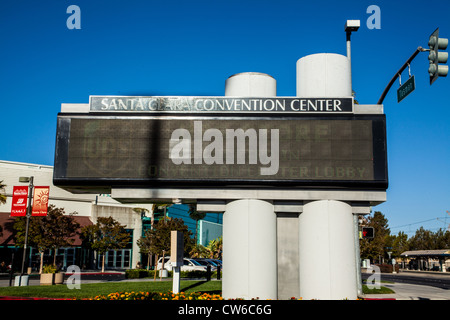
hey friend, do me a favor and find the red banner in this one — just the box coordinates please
[32,186,50,216]
[11,186,28,217]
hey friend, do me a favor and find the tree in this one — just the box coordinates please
[391,231,409,256]
[81,217,130,272]
[145,217,194,257]
[407,227,434,250]
[206,236,223,260]
[0,180,6,204]
[407,227,450,250]
[359,211,450,265]
[136,229,152,269]
[189,244,209,258]
[433,228,450,249]
[190,236,223,259]
[0,180,7,241]
[188,205,206,245]
[14,205,80,273]
[360,211,391,263]
[152,204,171,225]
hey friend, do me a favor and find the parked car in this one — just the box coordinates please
[193,258,217,271]
[156,257,171,270]
[183,258,209,271]
[156,257,207,272]
[208,259,223,267]
[216,259,223,266]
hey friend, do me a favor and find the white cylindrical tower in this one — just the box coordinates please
[225,72,276,96]
[296,53,352,97]
[222,71,278,300]
[296,53,358,300]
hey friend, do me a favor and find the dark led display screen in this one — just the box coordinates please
[53,115,387,191]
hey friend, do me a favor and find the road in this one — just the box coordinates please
[361,270,450,290]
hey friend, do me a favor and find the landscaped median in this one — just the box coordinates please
[0,279,222,300]
[0,275,394,300]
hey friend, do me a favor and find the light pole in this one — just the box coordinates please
[345,20,360,91]
[18,176,33,286]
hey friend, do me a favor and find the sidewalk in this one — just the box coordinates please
[0,271,126,287]
[362,282,450,300]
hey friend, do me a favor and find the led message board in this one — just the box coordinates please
[53,114,388,192]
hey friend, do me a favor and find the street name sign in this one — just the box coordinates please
[397,76,415,103]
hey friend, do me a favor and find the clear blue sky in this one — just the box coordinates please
[1,0,449,236]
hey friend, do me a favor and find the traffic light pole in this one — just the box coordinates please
[377,46,428,105]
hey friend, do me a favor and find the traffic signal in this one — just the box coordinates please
[360,227,374,239]
[428,27,448,85]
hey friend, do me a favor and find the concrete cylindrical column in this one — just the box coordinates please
[296,53,352,97]
[222,72,277,300]
[222,199,277,300]
[299,200,357,300]
[225,72,276,96]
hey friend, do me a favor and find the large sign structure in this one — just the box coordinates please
[53,96,387,193]
[53,60,388,301]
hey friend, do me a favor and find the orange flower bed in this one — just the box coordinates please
[86,291,223,301]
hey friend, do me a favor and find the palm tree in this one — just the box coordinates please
[188,205,206,245]
[206,236,223,260]
[0,180,5,238]
[152,204,171,225]
[0,180,6,204]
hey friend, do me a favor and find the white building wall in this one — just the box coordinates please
[0,160,152,269]
[0,160,94,216]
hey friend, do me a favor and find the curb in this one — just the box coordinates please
[0,296,70,300]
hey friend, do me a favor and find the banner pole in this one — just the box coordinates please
[20,176,33,284]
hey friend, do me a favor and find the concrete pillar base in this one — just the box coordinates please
[222,199,277,300]
[299,200,358,300]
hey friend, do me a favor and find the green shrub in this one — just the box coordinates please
[375,264,399,273]
[125,269,154,279]
[42,264,57,274]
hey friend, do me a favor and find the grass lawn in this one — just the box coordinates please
[0,280,222,299]
[362,284,395,295]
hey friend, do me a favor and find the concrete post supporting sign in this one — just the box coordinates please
[299,200,358,300]
[222,199,277,300]
[222,73,278,300]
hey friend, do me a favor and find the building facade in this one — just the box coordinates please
[167,204,223,246]
[0,160,223,272]
[0,160,152,271]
